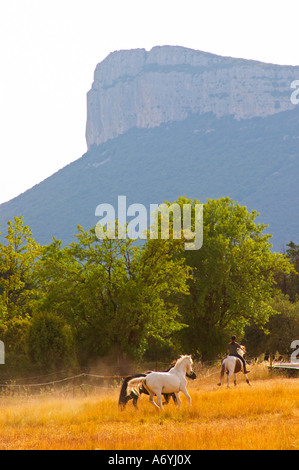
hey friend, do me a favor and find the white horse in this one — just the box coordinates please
[217,346,251,388]
[127,355,194,410]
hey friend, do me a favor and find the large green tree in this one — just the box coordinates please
[172,197,292,360]
[36,226,190,364]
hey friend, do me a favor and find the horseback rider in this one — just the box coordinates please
[227,335,250,374]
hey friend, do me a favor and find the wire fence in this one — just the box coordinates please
[1,356,272,397]
[0,372,128,397]
[0,361,182,397]
[0,359,219,397]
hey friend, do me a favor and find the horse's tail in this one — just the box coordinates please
[118,374,147,408]
[118,376,132,408]
[127,376,148,397]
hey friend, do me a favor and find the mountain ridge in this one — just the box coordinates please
[1,107,298,251]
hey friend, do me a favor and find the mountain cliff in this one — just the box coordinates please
[1,46,299,250]
[86,46,298,147]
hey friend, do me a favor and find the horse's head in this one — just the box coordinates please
[174,355,194,375]
[185,355,193,374]
[237,345,246,357]
[186,370,197,380]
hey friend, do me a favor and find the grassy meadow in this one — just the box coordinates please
[0,365,298,450]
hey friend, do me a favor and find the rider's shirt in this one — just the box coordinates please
[227,341,241,356]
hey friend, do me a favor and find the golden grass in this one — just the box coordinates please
[0,366,298,450]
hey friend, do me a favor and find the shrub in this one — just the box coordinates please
[27,312,77,372]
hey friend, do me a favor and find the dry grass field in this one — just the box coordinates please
[0,365,298,450]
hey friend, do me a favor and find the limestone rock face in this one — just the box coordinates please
[86,46,298,148]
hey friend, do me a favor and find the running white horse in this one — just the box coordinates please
[127,355,194,410]
[217,346,251,388]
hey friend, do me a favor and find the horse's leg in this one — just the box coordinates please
[227,369,233,388]
[175,392,181,409]
[149,393,160,409]
[217,373,222,386]
[244,373,251,386]
[171,393,177,405]
[162,393,176,405]
[218,362,226,386]
[234,374,237,386]
[156,391,164,410]
[162,393,171,405]
[181,386,191,406]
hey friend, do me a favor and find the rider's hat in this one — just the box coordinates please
[231,335,237,341]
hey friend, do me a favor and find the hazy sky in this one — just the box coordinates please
[0,0,298,205]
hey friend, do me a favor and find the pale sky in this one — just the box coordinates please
[0,0,298,204]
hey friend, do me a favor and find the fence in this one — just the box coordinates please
[0,372,129,397]
[0,359,222,397]
[0,361,178,397]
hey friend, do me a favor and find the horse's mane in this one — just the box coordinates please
[174,355,191,367]
[237,345,246,356]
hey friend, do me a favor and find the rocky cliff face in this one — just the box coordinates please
[86,46,298,148]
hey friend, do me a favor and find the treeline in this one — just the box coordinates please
[0,196,298,377]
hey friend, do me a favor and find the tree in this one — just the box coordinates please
[0,217,42,321]
[27,312,76,372]
[245,295,299,358]
[173,197,292,360]
[0,317,31,377]
[275,241,299,301]
[36,226,191,364]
